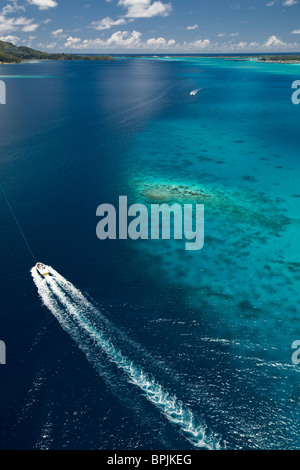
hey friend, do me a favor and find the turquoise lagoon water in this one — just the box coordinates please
[123,57,300,448]
[0,57,299,450]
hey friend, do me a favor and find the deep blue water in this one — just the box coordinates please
[0,57,300,450]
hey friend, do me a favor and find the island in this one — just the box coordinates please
[0,40,114,64]
[257,55,300,64]
[118,53,300,64]
[199,54,300,63]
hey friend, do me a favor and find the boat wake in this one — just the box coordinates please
[190,88,202,96]
[31,265,222,450]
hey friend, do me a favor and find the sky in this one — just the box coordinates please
[1,0,300,53]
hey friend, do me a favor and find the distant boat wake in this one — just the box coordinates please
[31,265,222,450]
[190,88,202,96]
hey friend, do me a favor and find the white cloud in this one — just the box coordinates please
[235,41,247,48]
[48,29,299,54]
[1,2,25,16]
[102,29,142,46]
[64,30,142,49]
[146,36,175,47]
[62,30,175,50]
[89,17,127,30]
[0,34,20,43]
[186,24,198,30]
[292,29,300,33]
[27,0,58,10]
[118,0,172,18]
[63,31,177,51]
[0,14,39,33]
[51,28,66,37]
[191,38,211,48]
[64,36,81,47]
[22,22,39,31]
[264,34,286,46]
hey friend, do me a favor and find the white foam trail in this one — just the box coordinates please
[190,88,201,96]
[31,266,222,450]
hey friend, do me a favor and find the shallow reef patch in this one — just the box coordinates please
[137,180,290,232]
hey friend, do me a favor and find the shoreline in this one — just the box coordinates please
[0,57,114,65]
[1,54,300,66]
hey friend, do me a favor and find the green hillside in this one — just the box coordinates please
[0,40,113,63]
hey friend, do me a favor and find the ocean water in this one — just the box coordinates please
[0,57,299,450]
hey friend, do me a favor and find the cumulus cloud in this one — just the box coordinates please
[118,0,172,18]
[63,30,177,50]
[146,36,175,47]
[100,29,142,46]
[89,17,127,30]
[191,38,211,48]
[292,29,300,34]
[64,30,142,49]
[0,15,39,33]
[264,34,286,46]
[186,24,198,30]
[45,27,299,54]
[212,35,292,52]
[64,36,81,47]
[0,34,20,43]
[27,0,58,10]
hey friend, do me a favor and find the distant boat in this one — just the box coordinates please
[190,88,201,96]
[36,262,50,277]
